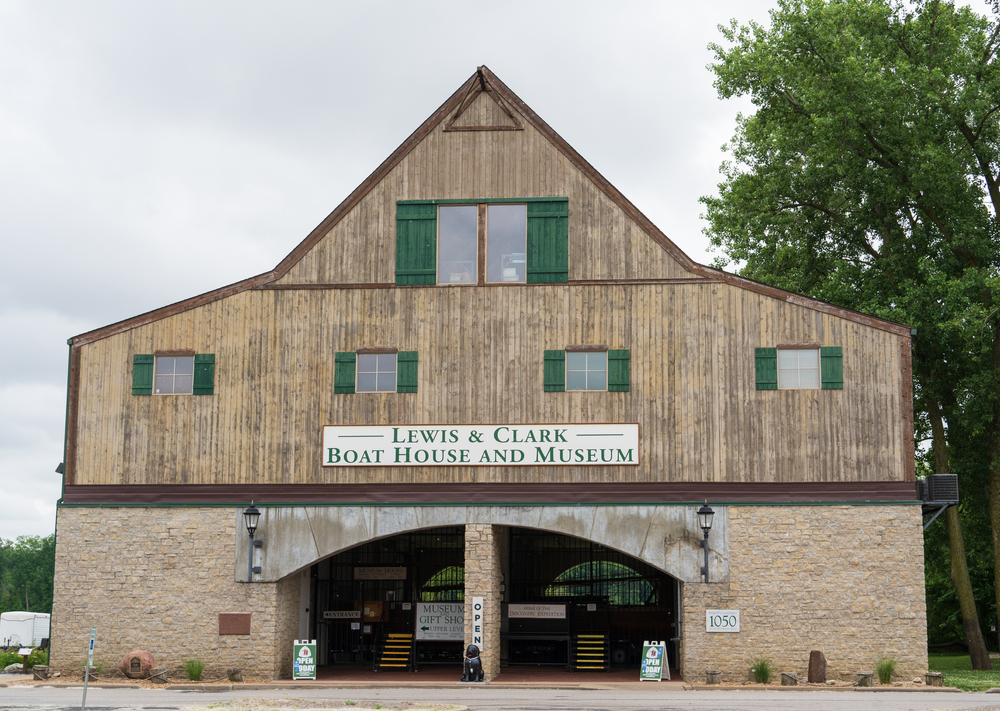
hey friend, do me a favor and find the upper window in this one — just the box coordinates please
[566,351,607,391]
[131,353,215,396]
[335,351,418,394]
[754,346,843,390]
[777,349,819,389]
[155,355,194,394]
[437,204,527,285]
[395,198,568,286]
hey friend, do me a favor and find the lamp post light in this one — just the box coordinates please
[697,503,715,583]
[243,502,262,582]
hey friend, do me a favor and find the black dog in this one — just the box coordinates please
[461,644,483,682]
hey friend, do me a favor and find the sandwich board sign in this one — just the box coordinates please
[639,640,670,681]
[292,639,317,680]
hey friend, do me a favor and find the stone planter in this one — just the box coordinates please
[227,668,243,682]
[32,665,49,680]
[706,670,721,684]
[925,671,943,686]
[856,671,874,687]
[781,672,798,686]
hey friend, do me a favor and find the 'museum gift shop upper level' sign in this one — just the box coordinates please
[322,424,639,467]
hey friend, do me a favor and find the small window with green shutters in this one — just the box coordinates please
[132,353,214,395]
[544,348,629,392]
[335,351,418,393]
[755,346,842,390]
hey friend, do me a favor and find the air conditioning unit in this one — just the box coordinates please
[926,474,959,504]
[916,479,928,502]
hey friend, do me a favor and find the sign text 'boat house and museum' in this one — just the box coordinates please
[322,424,639,466]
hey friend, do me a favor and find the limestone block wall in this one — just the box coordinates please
[464,524,504,681]
[51,507,300,679]
[681,505,927,682]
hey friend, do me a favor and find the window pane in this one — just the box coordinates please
[155,375,173,394]
[174,375,193,394]
[486,204,526,283]
[778,369,799,388]
[587,352,607,371]
[377,372,397,392]
[357,354,377,373]
[588,370,607,391]
[567,371,587,390]
[156,357,175,374]
[377,353,397,373]
[566,352,587,371]
[438,205,478,284]
[357,373,377,392]
[799,369,820,389]
[777,350,799,368]
[798,349,819,367]
[174,356,194,375]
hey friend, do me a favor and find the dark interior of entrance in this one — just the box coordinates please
[309,525,678,671]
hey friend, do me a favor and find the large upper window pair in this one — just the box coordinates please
[395,198,569,286]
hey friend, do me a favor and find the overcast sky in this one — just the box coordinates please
[0,0,783,540]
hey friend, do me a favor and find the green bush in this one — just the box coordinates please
[0,649,20,668]
[184,658,204,681]
[751,656,773,683]
[876,656,897,684]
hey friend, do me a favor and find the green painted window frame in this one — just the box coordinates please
[335,351,418,394]
[396,198,568,285]
[132,353,214,396]
[756,346,843,390]
[545,349,629,392]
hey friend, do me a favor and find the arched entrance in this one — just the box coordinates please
[504,528,678,671]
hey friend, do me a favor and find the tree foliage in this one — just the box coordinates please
[702,0,1000,658]
[0,535,55,615]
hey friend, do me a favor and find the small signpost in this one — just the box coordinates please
[81,626,96,711]
[292,639,317,680]
[639,640,670,681]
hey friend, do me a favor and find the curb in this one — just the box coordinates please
[685,684,962,693]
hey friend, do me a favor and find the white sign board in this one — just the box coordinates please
[416,603,464,641]
[706,609,740,632]
[472,597,484,649]
[354,566,406,580]
[508,604,566,619]
[323,424,639,467]
[323,611,361,620]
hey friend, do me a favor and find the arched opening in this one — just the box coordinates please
[505,528,678,671]
[309,526,465,668]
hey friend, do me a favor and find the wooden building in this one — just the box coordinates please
[51,67,926,682]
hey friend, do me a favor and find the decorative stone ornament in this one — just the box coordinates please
[781,671,798,686]
[808,650,827,683]
[706,670,722,684]
[857,671,874,687]
[119,649,154,679]
[925,671,943,686]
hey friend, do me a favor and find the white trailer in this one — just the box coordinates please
[0,612,50,647]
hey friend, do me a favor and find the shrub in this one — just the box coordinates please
[184,658,205,681]
[876,656,897,684]
[0,649,20,669]
[751,656,773,683]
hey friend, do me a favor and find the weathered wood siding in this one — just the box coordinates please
[273,94,695,284]
[72,282,908,486]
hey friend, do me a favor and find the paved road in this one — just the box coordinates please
[2,686,1000,711]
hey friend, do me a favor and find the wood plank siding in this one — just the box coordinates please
[272,96,696,285]
[71,281,909,487]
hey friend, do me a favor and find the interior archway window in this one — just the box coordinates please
[545,561,655,606]
[420,565,465,601]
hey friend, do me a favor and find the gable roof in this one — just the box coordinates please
[71,66,910,346]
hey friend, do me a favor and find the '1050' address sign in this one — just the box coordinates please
[322,424,639,467]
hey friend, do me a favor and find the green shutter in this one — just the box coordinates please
[193,354,215,395]
[755,348,778,390]
[397,351,418,393]
[526,199,569,283]
[395,203,437,285]
[544,350,566,392]
[334,352,356,394]
[821,346,843,389]
[608,350,630,392]
[132,354,154,395]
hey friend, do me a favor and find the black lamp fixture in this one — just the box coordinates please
[244,502,263,582]
[697,502,715,583]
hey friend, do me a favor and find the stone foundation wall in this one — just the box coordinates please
[464,524,503,681]
[50,506,298,679]
[681,505,927,682]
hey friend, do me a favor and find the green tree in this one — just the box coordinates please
[701,0,1000,668]
[0,535,56,616]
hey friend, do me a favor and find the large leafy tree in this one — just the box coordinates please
[0,535,55,616]
[702,0,1000,667]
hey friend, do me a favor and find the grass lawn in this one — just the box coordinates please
[929,652,1000,691]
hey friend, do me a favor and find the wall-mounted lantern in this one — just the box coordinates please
[244,502,263,582]
[697,503,715,583]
